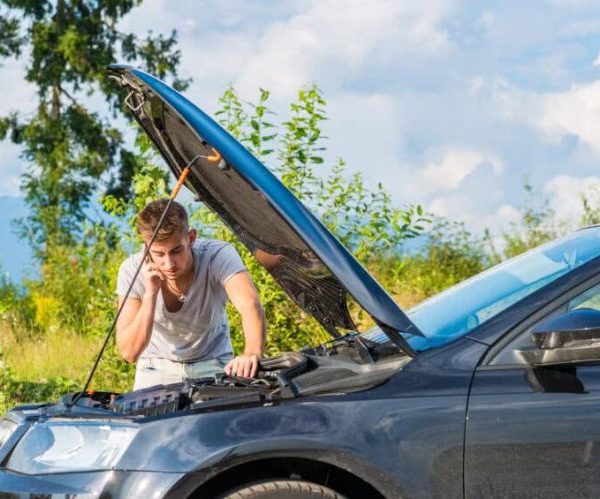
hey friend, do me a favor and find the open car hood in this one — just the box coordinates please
[108,66,423,354]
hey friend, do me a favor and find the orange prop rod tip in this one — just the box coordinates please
[169,147,222,198]
[205,147,222,162]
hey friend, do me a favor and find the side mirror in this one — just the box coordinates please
[519,308,600,366]
[531,308,600,348]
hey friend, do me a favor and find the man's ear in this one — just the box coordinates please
[188,228,197,246]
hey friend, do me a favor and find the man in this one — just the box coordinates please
[116,199,266,390]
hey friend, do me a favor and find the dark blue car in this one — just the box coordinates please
[2,67,600,498]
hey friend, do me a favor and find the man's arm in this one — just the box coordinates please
[116,294,157,363]
[116,258,164,363]
[223,271,266,378]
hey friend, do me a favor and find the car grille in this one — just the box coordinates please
[293,368,358,388]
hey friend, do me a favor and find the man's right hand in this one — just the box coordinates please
[142,256,164,296]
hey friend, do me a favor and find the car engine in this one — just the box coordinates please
[65,334,409,418]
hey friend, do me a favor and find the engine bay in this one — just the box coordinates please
[65,334,410,418]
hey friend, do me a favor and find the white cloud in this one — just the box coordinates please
[427,195,519,234]
[2,0,598,239]
[495,204,522,224]
[0,58,36,116]
[428,193,467,218]
[476,77,600,158]
[378,144,509,231]
[478,204,522,236]
[420,150,510,234]
[420,148,503,192]
[482,77,535,121]
[544,174,600,222]
[120,0,454,105]
[543,0,598,6]
[536,81,600,154]
[228,0,453,98]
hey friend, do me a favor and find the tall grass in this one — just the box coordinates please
[0,325,134,413]
[0,327,97,381]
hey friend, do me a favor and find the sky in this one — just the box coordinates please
[2,0,600,244]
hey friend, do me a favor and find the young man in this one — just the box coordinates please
[116,199,266,390]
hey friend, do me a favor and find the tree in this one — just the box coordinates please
[0,0,187,255]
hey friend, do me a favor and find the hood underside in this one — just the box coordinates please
[108,65,423,353]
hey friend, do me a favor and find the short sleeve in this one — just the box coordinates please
[116,256,145,299]
[209,243,247,286]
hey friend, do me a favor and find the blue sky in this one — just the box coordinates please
[2,0,600,240]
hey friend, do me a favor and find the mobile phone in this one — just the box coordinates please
[144,243,155,264]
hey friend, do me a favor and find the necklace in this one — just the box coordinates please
[165,256,194,303]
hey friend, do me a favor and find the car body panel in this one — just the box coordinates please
[105,338,484,498]
[466,365,600,498]
[107,65,422,351]
[3,256,600,497]
[465,263,600,497]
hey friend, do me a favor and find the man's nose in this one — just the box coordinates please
[163,254,175,269]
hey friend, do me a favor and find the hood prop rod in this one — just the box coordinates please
[69,151,219,408]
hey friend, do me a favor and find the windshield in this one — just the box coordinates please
[394,227,600,351]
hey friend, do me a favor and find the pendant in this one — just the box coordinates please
[178,294,187,303]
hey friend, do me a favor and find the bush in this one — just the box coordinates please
[495,181,569,260]
[23,224,125,336]
[377,218,491,308]
[0,273,36,338]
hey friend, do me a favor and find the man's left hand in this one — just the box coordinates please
[224,353,261,378]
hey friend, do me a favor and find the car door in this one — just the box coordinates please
[464,278,600,498]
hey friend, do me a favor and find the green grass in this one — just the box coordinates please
[0,327,134,413]
[1,328,99,381]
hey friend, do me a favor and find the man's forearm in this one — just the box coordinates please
[240,302,266,356]
[117,293,157,363]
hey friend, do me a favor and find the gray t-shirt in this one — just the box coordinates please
[116,239,246,362]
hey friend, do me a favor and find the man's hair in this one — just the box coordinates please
[136,199,189,241]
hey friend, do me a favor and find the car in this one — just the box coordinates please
[1,66,600,498]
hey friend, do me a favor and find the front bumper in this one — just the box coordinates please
[0,469,185,498]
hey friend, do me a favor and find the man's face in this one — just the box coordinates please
[145,229,196,280]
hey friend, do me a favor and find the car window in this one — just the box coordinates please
[490,281,600,366]
[405,227,600,351]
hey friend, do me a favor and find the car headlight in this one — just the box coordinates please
[6,421,138,474]
[0,418,18,448]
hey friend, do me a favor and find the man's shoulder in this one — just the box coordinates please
[193,239,232,256]
[119,250,143,274]
[193,239,243,272]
